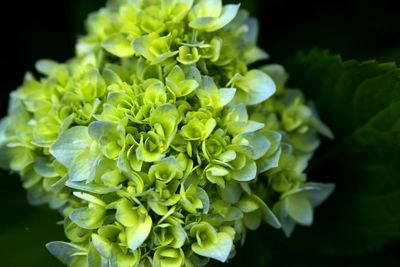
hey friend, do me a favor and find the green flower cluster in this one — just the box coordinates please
[0,0,334,266]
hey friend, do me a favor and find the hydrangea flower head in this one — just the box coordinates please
[0,0,334,266]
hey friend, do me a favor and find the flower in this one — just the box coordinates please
[0,0,334,266]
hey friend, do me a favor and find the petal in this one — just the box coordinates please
[234,69,276,105]
[73,191,106,206]
[102,33,135,58]
[115,199,137,227]
[50,126,91,168]
[219,181,241,204]
[46,241,86,265]
[207,165,229,176]
[189,0,222,20]
[70,204,105,230]
[251,195,281,229]
[257,146,282,173]
[189,4,240,32]
[301,182,336,207]
[192,232,233,262]
[65,180,122,194]
[287,193,313,226]
[92,234,112,258]
[132,33,158,61]
[69,150,101,182]
[196,186,210,213]
[87,244,102,267]
[153,248,184,267]
[231,159,256,181]
[170,221,187,248]
[88,121,125,159]
[273,198,295,237]
[109,245,139,267]
[126,213,152,250]
[218,88,236,107]
[242,132,270,160]
[243,210,262,230]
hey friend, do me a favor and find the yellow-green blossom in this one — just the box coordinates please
[0,0,335,266]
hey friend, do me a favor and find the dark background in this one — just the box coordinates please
[0,0,399,266]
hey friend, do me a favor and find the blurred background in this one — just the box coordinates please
[0,0,399,266]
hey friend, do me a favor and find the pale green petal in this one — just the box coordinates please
[180,185,209,214]
[33,157,57,178]
[260,64,288,92]
[234,69,276,105]
[273,198,295,237]
[149,104,180,142]
[65,180,122,194]
[115,199,137,227]
[218,88,236,107]
[189,4,240,32]
[126,214,152,250]
[300,182,336,207]
[196,186,210,214]
[166,66,199,97]
[243,210,261,230]
[109,245,139,267]
[192,232,233,262]
[87,243,102,267]
[219,181,241,204]
[207,165,229,176]
[256,131,282,173]
[35,59,60,76]
[231,159,256,181]
[251,195,281,229]
[46,241,87,265]
[153,248,184,267]
[73,191,106,206]
[287,193,313,226]
[102,33,135,57]
[227,120,264,136]
[237,133,270,160]
[217,150,236,162]
[170,221,187,248]
[50,126,91,168]
[257,146,281,173]
[132,33,158,60]
[177,46,201,65]
[237,196,259,213]
[162,0,194,22]
[88,121,125,160]
[69,150,101,182]
[70,204,106,230]
[191,0,222,18]
[91,234,112,258]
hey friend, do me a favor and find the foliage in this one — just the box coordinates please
[279,49,400,256]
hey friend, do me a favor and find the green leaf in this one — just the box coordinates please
[282,49,400,256]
